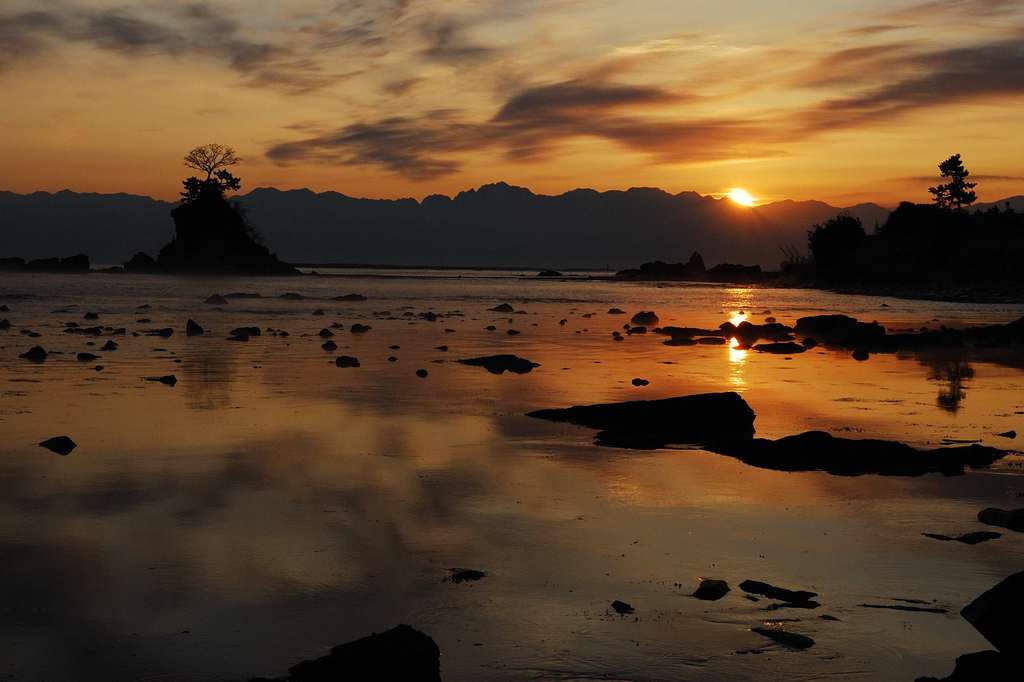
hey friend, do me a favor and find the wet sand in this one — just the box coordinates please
[1,269,1022,680]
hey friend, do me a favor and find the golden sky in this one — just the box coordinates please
[1,0,1022,205]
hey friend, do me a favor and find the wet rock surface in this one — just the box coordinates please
[977,508,1024,532]
[961,571,1024,653]
[693,579,730,601]
[739,580,818,606]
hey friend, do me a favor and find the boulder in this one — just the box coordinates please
[753,342,806,354]
[631,378,649,387]
[527,392,756,449]
[961,571,1024,653]
[416,369,428,378]
[693,579,730,601]
[335,356,360,368]
[288,624,440,682]
[489,303,515,313]
[145,375,177,386]
[39,436,77,456]
[321,340,338,351]
[537,270,562,277]
[19,346,47,361]
[77,352,99,362]
[100,340,118,351]
[350,323,372,334]
[795,314,886,348]
[608,308,626,315]
[977,508,1024,532]
[631,311,659,326]
[204,294,229,305]
[611,600,635,615]
[124,252,158,272]
[186,319,204,336]
[457,355,540,375]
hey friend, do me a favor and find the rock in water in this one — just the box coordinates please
[416,369,428,378]
[961,571,1024,653]
[753,342,806,354]
[335,356,360,368]
[186,319,204,336]
[335,293,367,301]
[447,568,486,583]
[145,375,178,386]
[350,323,372,334]
[321,340,338,351]
[915,650,1014,681]
[39,436,77,456]
[977,508,1024,532]
[101,340,118,351]
[158,192,297,275]
[288,624,441,682]
[457,355,540,375]
[611,600,635,615]
[631,311,659,326]
[489,303,515,312]
[204,294,229,305]
[740,580,818,605]
[19,346,47,361]
[77,352,99,362]
[693,579,730,601]
[751,627,815,649]
[527,392,756,449]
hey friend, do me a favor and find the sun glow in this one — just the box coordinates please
[726,188,756,207]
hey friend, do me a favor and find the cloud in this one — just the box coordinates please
[420,16,496,63]
[267,79,767,179]
[0,1,349,93]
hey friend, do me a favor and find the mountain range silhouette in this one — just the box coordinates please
[2,182,1020,269]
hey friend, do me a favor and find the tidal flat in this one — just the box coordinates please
[1,268,1022,681]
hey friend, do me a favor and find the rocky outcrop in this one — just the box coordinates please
[457,355,539,374]
[285,625,441,682]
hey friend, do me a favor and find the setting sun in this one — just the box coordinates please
[727,188,756,207]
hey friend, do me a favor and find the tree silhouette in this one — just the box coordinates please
[928,154,977,210]
[807,213,865,268]
[184,143,242,180]
[181,144,243,204]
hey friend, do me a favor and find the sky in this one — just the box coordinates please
[0,0,1022,205]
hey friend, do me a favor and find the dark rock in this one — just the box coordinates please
[506,329,520,336]
[795,314,886,348]
[434,345,448,352]
[204,294,229,305]
[559,318,567,325]
[616,254,706,281]
[231,326,261,338]
[802,337,818,349]
[978,508,1024,532]
[448,568,486,583]
[39,436,77,456]
[287,624,440,682]
[631,378,649,387]
[335,293,367,301]
[321,340,338,351]
[387,356,398,362]
[280,292,305,300]
[416,368,428,378]
[458,355,539,375]
[225,292,262,299]
[537,270,562,277]
[484,325,496,331]
[751,627,815,649]
[710,431,1005,476]
[962,571,1024,653]
[124,251,158,272]
[626,326,647,335]
[145,375,177,386]
[663,337,697,346]
[489,303,515,312]
[312,309,325,316]
[916,650,1015,682]
[697,336,726,345]
[753,342,806,354]
[100,340,118,351]
[859,603,946,613]
[186,319,204,336]
[77,352,99,362]
[83,312,99,320]
[611,600,635,615]
[995,430,1016,439]
[19,346,47,361]
[922,531,1001,545]
[350,323,371,333]
[693,579,730,601]
[720,321,795,345]
[0,319,10,330]
[318,328,334,338]
[740,580,817,605]
[608,308,626,315]
[631,311,659,326]
[335,356,360,368]
[852,348,870,361]
[144,328,174,338]
[528,392,755,449]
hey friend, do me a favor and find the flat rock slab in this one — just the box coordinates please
[740,579,817,605]
[709,431,1005,476]
[458,355,539,375]
[751,627,815,649]
[693,579,730,601]
[527,392,756,449]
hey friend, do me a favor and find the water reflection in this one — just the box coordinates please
[925,356,975,413]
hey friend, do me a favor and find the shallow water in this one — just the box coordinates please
[1,270,1022,681]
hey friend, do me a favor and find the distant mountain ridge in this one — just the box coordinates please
[1,183,1017,269]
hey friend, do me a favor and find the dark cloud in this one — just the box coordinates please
[267,79,764,179]
[420,17,496,63]
[0,2,344,93]
[886,0,1022,20]
[798,37,1024,132]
